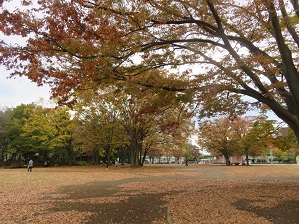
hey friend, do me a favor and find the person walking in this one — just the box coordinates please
[27,159,33,172]
[115,160,119,170]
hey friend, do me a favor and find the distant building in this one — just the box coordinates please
[277,127,289,137]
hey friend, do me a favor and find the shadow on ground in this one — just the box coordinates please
[41,165,299,224]
[50,180,170,224]
[234,199,299,224]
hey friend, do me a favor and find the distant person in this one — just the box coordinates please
[115,160,119,170]
[185,160,188,166]
[27,159,33,172]
[43,161,49,167]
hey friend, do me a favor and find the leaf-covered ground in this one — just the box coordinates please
[1,164,299,224]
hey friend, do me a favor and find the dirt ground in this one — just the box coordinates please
[1,164,299,224]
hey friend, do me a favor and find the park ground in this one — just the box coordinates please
[0,164,299,224]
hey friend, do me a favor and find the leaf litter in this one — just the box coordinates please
[0,165,299,223]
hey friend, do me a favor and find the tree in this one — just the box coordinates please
[273,147,297,163]
[0,107,13,166]
[144,122,192,164]
[272,128,299,163]
[118,87,193,166]
[73,83,193,167]
[199,115,277,165]
[198,116,243,165]
[4,1,299,141]
[273,128,299,151]
[5,104,37,165]
[2,103,75,166]
[184,144,202,163]
[21,105,53,163]
[73,91,125,167]
[18,104,74,166]
[47,106,74,166]
[236,116,277,165]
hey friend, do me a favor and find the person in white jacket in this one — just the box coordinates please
[27,159,33,172]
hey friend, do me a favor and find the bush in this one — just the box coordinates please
[76,161,88,166]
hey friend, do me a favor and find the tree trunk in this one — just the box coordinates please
[0,152,4,167]
[121,148,126,166]
[95,152,99,164]
[224,153,231,166]
[8,153,16,166]
[141,148,149,166]
[67,147,73,166]
[244,147,250,166]
[130,139,140,167]
[106,152,110,167]
[135,148,139,166]
[137,142,142,166]
[105,145,111,167]
[130,146,135,167]
[291,125,299,145]
[92,149,99,165]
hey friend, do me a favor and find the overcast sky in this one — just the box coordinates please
[0,67,52,109]
[0,1,54,109]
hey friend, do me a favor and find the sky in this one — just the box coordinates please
[0,1,54,109]
[0,68,52,109]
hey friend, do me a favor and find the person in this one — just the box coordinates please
[43,161,49,167]
[185,160,188,166]
[115,160,119,170]
[27,159,33,172]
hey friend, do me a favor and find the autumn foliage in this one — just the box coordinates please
[1,1,299,141]
[198,116,277,165]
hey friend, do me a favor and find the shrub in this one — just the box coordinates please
[76,161,88,166]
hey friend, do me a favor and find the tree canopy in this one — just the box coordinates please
[198,115,277,165]
[73,84,194,166]
[198,116,242,165]
[2,1,299,140]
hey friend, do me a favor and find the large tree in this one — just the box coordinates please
[2,1,299,140]
[5,104,37,165]
[236,116,277,165]
[72,80,193,167]
[198,116,243,165]
[21,105,53,162]
[47,106,74,165]
[73,90,126,167]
